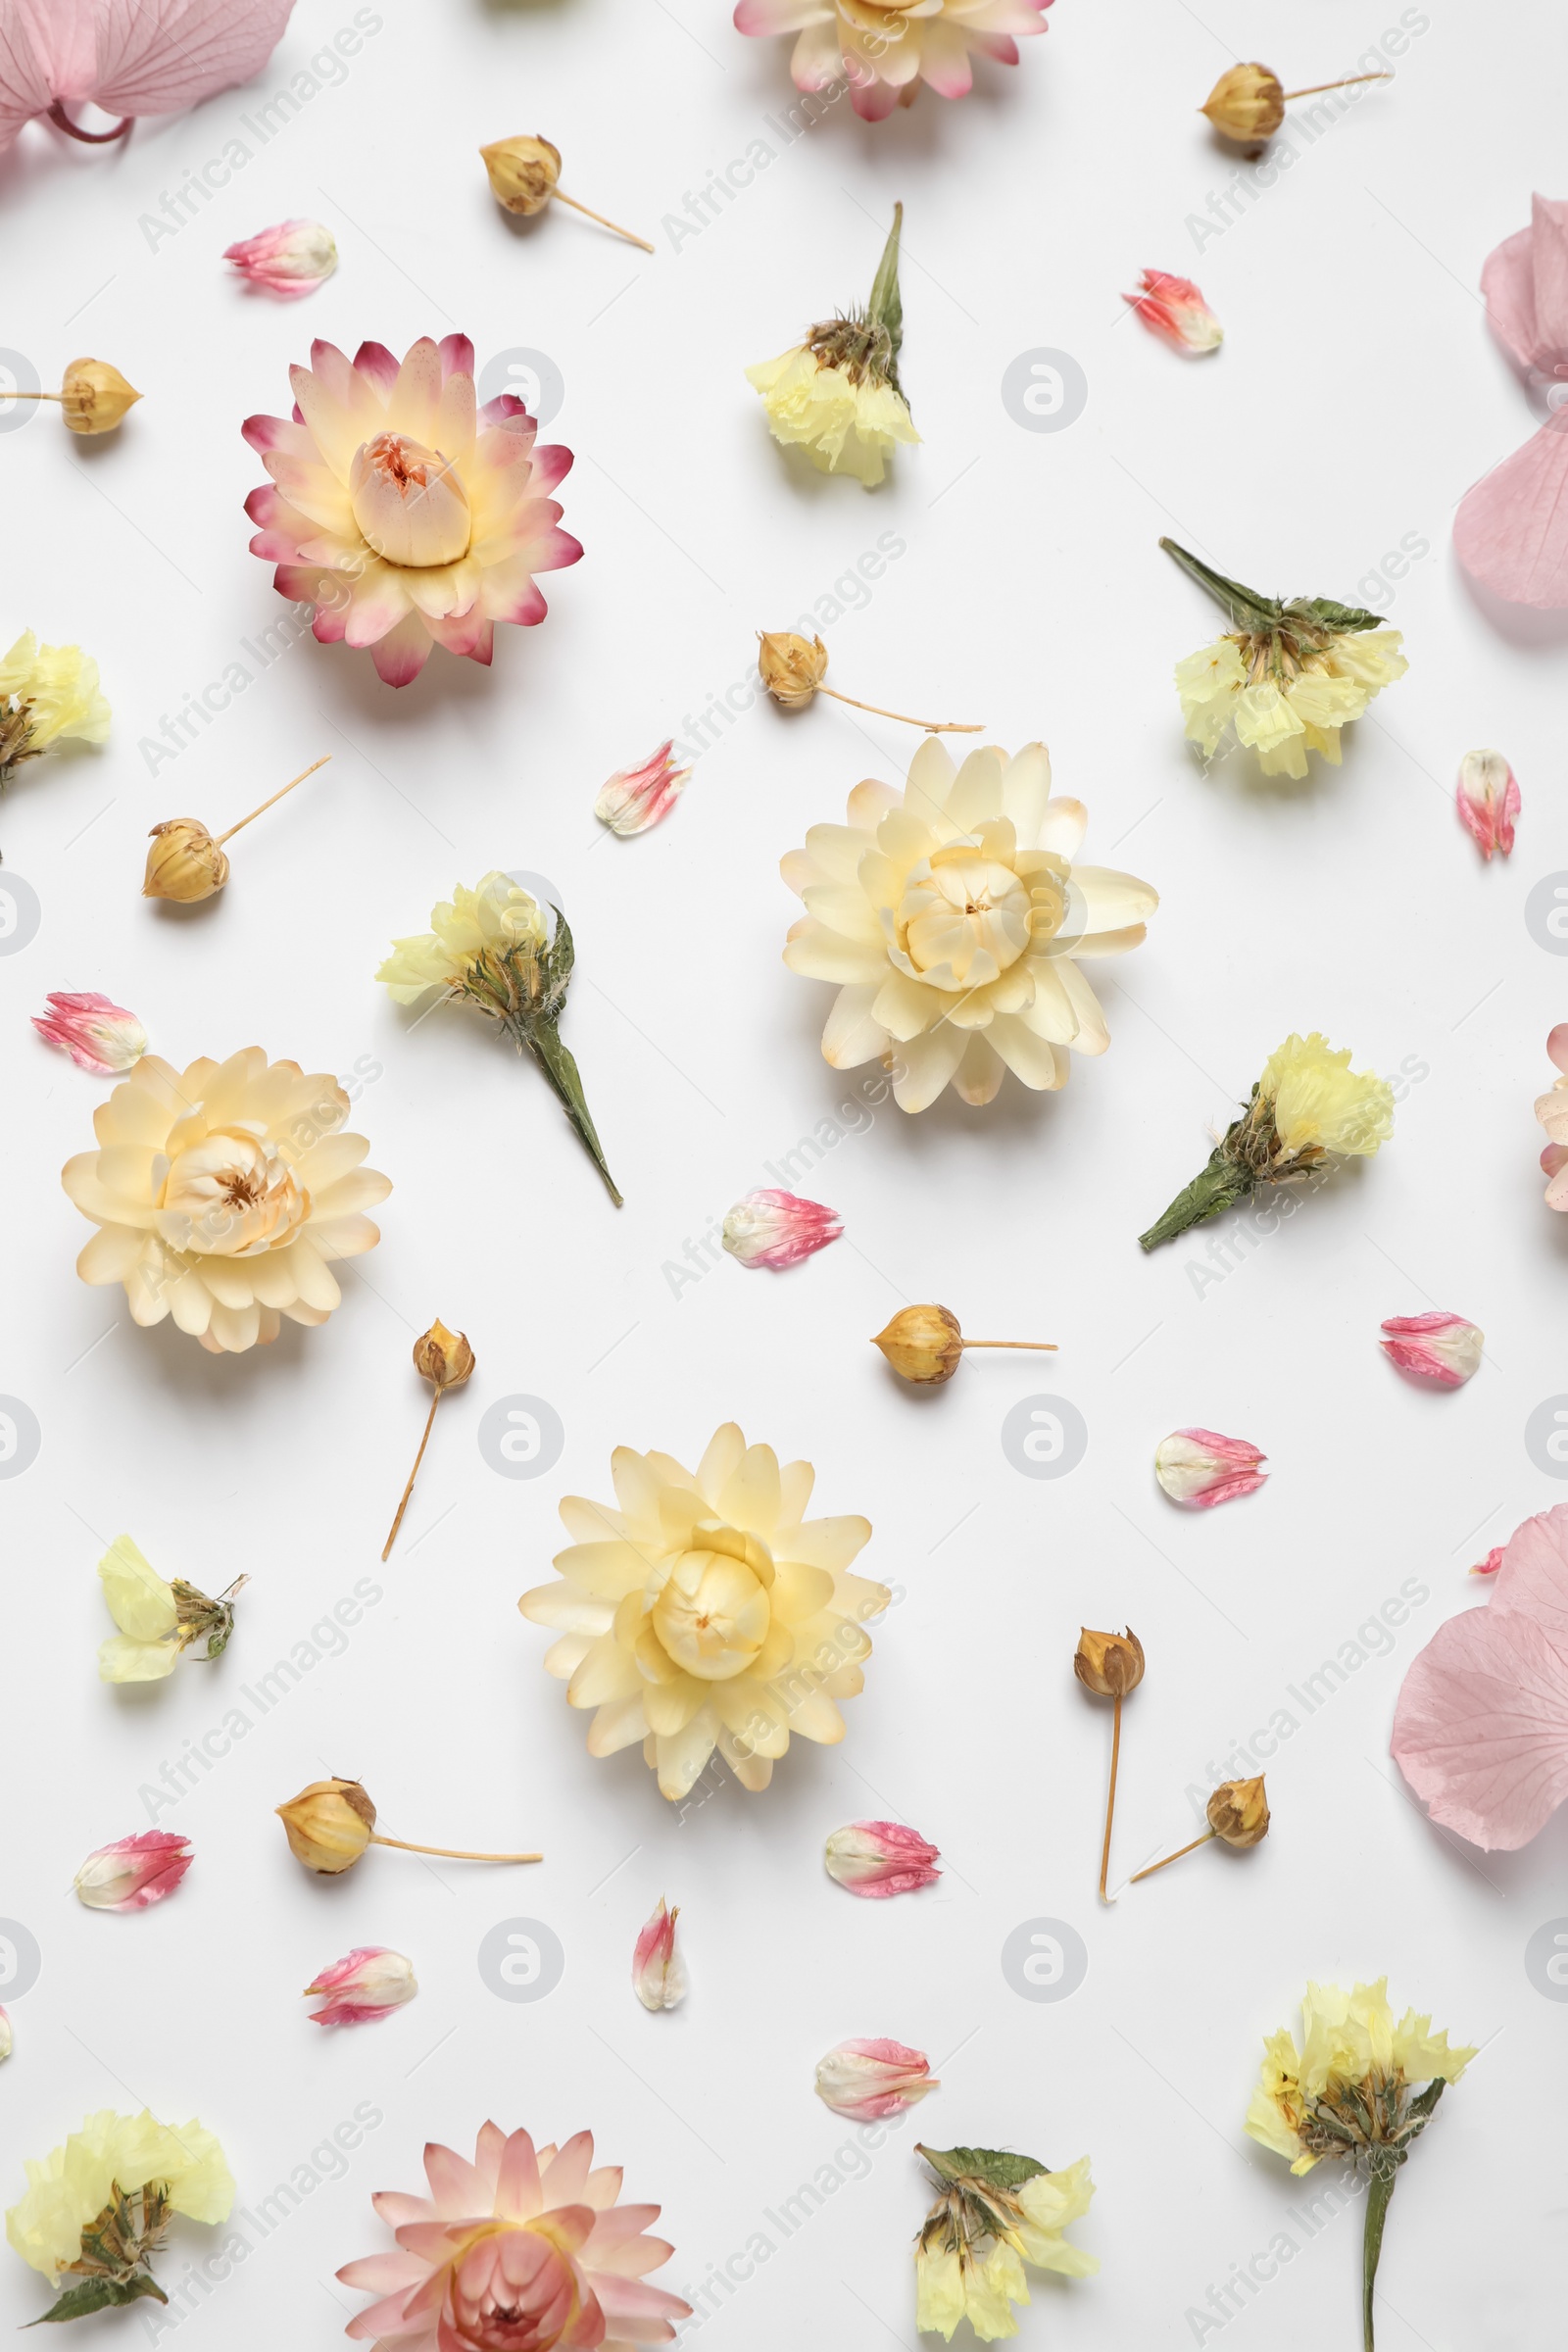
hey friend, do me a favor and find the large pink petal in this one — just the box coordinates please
[0,0,297,132]
[539,2133,595,2207]
[1491,1503,1568,1650]
[1455,413,1568,608]
[1528,194,1568,359]
[1483,220,1543,372]
[369,611,434,687]
[338,2253,428,2294]
[494,2129,542,2219]
[1392,1604,1568,1849]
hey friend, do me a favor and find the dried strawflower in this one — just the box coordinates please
[0,0,293,150]
[784,738,1158,1109]
[142,755,329,902]
[1140,1031,1394,1250]
[1123,270,1222,353]
[0,632,110,827]
[62,1048,391,1353]
[1455,748,1519,858]
[1165,537,1407,777]
[1200,62,1387,151]
[382,1319,476,1559]
[479,133,654,251]
[1455,198,1568,608]
[872,1304,1056,1386]
[594,739,692,836]
[244,334,581,686]
[5,2111,233,2324]
[1153,1428,1267,1508]
[1075,1628,1145,1904]
[223,219,338,295]
[1247,1981,1473,2348]
[378,872,619,1204]
[304,1947,417,2028]
[519,1423,889,1800]
[337,2123,690,2346]
[4,359,141,434]
[815,2039,937,2121]
[722,1189,841,1270]
[735,0,1054,122]
[32,992,145,1075]
[824,1818,942,1897]
[914,2142,1098,2342]
[632,1898,686,2012]
[1130,1776,1270,1884]
[276,1778,541,1875]
[758,629,980,732]
[97,1535,246,1684]
[748,206,919,486]
[74,1832,191,1912]
[1538,1026,1568,1208]
[1379,1311,1484,1388]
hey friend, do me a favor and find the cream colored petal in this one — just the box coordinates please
[588,1694,649,1753]
[1037,795,1088,857]
[75,1224,146,1282]
[999,743,1054,846]
[987,1015,1069,1091]
[279,1238,340,1312]
[821,985,887,1070]
[782,1515,871,1573]
[871,973,943,1042]
[98,1634,181,1683]
[696,1424,747,1505]
[784,918,888,985]
[311,1168,394,1217]
[654,1708,721,1799]
[769,1561,836,1623]
[567,1635,645,1708]
[944,747,1006,831]
[1054,957,1109,1054]
[168,1270,214,1335]
[550,1542,651,1602]
[308,1213,384,1258]
[518,1585,612,1636]
[610,1447,664,1538]
[952,1032,1006,1104]
[1065,865,1159,935]
[779,1689,845,1745]
[1045,922,1147,960]
[717,1729,773,1791]
[559,1495,626,1544]
[711,1679,790,1751]
[714,1443,781,1537]
[544,1632,595,1677]
[777,1459,815,1527]
[902,735,957,819]
[847,777,900,830]
[892,1023,967,1111]
[1019,961,1079,1044]
[643,1673,708,1737]
[800,822,872,885]
[208,1298,262,1351]
[801,883,885,943]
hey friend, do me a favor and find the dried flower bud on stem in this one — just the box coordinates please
[757,630,981,734]
[1200,62,1388,150]
[143,756,329,903]
[1130,1776,1270,1882]
[1074,1628,1145,1903]
[276,1778,540,1872]
[7,358,141,434]
[383,1320,476,1559]
[872,1303,1056,1387]
[479,134,654,252]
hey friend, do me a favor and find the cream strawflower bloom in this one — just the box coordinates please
[747,346,917,485]
[783,738,1156,1112]
[734,0,1054,122]
[519,1424,890,1800]
[914,2145,1098,2343]
[61,1050,391,1354]
[377,870,548,1003]
[6,2110,232,2306]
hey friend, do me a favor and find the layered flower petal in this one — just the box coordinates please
[1379,1311,1484,1388]
[823,1818,941,1895]
[813,2038,937,2120]
[74,1831,191,1911]
[1153,1428,1267,1507]
[721,1190,842,1269]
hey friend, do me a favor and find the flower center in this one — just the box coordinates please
[349,432,471,567]
[653,1543,772,1681]
[159,1129,310,1258]
[897,849,1034,989]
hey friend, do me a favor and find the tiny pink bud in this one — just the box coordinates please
[304,1945,417,2026]
[1379,1311,1484,1389]
[32,990,146,1075]
[1123,270,1223,354]
[594,740,693,837]
[1153,1428,1268,1507]
[1455,749,1519,860]
[813,2038,938,2121]
[223,219,338,295]
[632,1897,685,2011]
[823,1820,942,1898]
[74,1830,191,1912]
[1470,1546,1504,1577]
[722,1189,842,1271]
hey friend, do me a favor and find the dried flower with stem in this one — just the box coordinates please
[748,205,919,486]
[913,2142,1098,2341]
[872,1304,1056,1387]
[479,133,653,251]
[1200,62,1388,150]
[758,630,981,734]
[5,2110,233,2324]
[97,1534,247,1683]
[275,1777,540,1874]
[1075,1628,1145,1903]
[1130,1776,1270,1884]
[142,755,329,903]
[382,1320,475,1559]
[3,357,140,434]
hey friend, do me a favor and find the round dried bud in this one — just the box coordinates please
[1073,1626,1146,1698]
[758,630,829,710]
[276,1778,376,1874]
[61,357,141,435]
[1200,62,1285,143]
[479,134,564,217]
[1206,1774,1269,1848]
[143,819,229,904]
[873,1304,964,1386]
[414,1318,476,1391]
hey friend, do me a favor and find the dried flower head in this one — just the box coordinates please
[5,2110,233,2323]
[97,1534,245,1683]
[735,0,1054,123]
[749,205,919,485]
[59,358,141,435]
[413,1318,475,1391]
[914,2142,1098,2342]
[872,1305,1056,1386]
[0,631,110,802]
[479,132,653,250]
[142,818,228,903]
[1208,1775,1270,1847]
[1200,62,1285,142]
[1076,1629,1144,1905]
[275,1777,539,1875]
[759,631,828,708]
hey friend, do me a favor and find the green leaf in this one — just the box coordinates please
[866,202,905,361]
[28,2277,167,2325]
[1287,597,1385,635]
[1158,538,1281,631]
[918,2143,1048,2192]
[1360,2164,1398,2352]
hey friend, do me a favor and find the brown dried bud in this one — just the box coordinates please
[414,1318,475,1392]
[480,133,563,217]
[873,1304,964,1386]
[1206,1774,1269,1849]
[276,1778,376,1874]
[61,357,141,435]
[1074,1627,1146,1699]
[143,819,228,903]
[1200,62,1285,143]
[758,630,829,709]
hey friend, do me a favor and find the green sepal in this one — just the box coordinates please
[1138,1145,1255,1252]
[1286,596,1385,635]
[866,202,905,364]
[1158,538,1281,633]
[918,2143,1048,2192]
[28,2277,168,2325]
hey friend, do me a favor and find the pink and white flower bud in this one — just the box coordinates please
[349,433,471,567]
[632,1897,686,2011]
[1379,1311,1484,1388]
[824,1819,942,1898]
[594,741,693,837]
[32,991,146,1075]
[1470,1546,1504,1576]
[1153,1428,1268,1508]
[74,1830,192,1912]
[1123,270,1223,354]
[722,1189,842,1270]
[305,1945,417,2027]
[1455,749,1519,860]
[223,219,338,295]
[814,2038,938,2122]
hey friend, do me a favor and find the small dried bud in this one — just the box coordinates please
[61,357,141,435]
[872,1303,964,1386]
[414,1318,475,1391]
[1074,1626,1146,1699]
[758,630,828,709]
[1200,62,1285,143]
[277,1778,377,1874]
[143,818,229,903]
[480,133,563,216]
[1206,1775,1270,1849]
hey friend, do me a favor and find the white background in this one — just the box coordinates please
[2,0,1565,2346]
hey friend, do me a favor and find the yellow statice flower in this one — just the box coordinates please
[7,2111,232,2278]
[1259,1032,1395,1161]
[0,632,111,754]
[97,1537,182,1682]
[747,346,918,486]
[914,2146,1097,2343]
[376,871,549,1003]
[1247,1980,1475,2175]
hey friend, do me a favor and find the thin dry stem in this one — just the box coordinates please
[369,1833,543,1862]
[216,754,330,845]
[961,1341,1059,1352]
[554,189,655,253]
[1281,73,1389,98]
[1130,1829,1216,1884]
[818,684,983,734]
[1099,1693,1123,1905]
[382,1390,439,1561]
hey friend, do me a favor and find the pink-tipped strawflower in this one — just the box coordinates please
[823,1819,942,1898]
[1154,1428,1267,1507]
[32,991,145,1075]
[1124,270,1223,354]
[722,1189,842,1270]
[1379,1312,1484,1389]
[74,1831,191,1912]
[305,1946,416,2027]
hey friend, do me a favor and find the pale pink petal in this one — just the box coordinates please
[721,1189,841,1270]
[813,2037,937,2121]
[1392,1602,1568,1849]
[1454,412,1568,609]
[422,2142,491,2217]
[1379,1311,1485,1389]
[1471,1547,1505,1577]
[1153,1428,1267,1507]
[595,741,692,838]
[823,1819,942,1897]
[1548,1024,1568,1075]
[1488,1505,1568,1650]
[73,1829,191,1910]
[0,0,296,148]
[32,991,145,1075]
[368,612,433,687]
[1124,269,1223,354]
[1455,749,1520,859]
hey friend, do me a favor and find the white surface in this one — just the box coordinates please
[1,0,1565,2346]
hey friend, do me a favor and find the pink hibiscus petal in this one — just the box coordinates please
[0,0,297,150]
[1392,1602,1568,1849]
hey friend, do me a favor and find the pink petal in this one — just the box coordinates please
[1123,270,1222,354]
[1153,1427,1268,1507]
[368,612,433,687]
[0,0,296,148]
[1455,749,1520,859]
[1392,1602,1568,1849]
[1454,411,1568,609]
[1471,1547,1505,1577]
[824,1819,942,1897]
[721,1189,842,1269]
[1489,1506,1568,1651]
[1548,1024,1568,1076]
[1379,1310,1484,1388]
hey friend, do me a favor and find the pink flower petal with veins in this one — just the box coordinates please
[305,1945,416,2027]
[0,0,298,152]
[721,1189,841,1270]
[1153,1428,1267,1507]
[824,1819,942,1896]
[74,1830,191,1910]
[1379,1311,1484,1388]
[1455,749,1519,859]
[31,990,145,1074]
[1124,270,1223,354]
[1455,197,1568,607]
